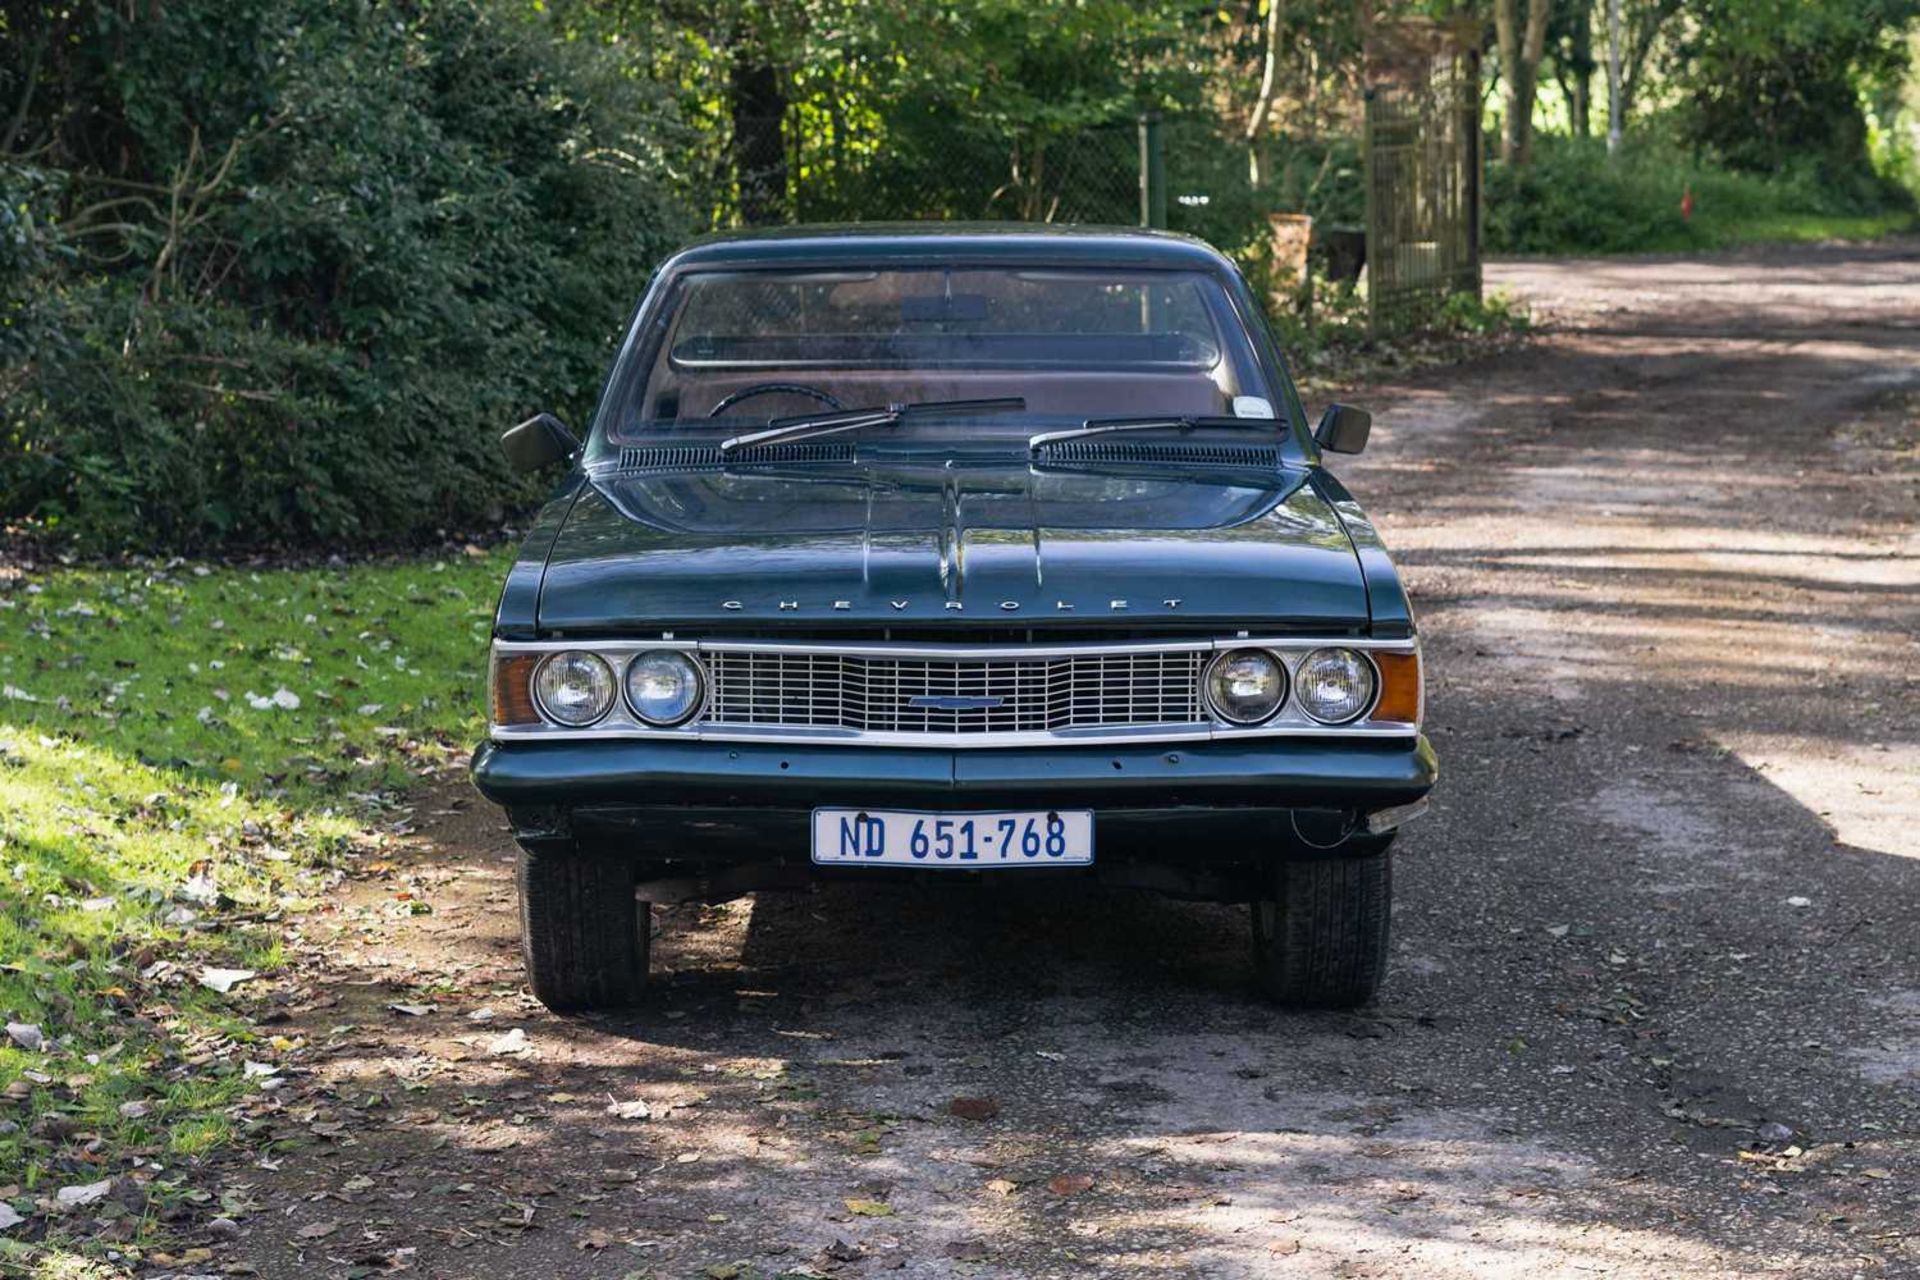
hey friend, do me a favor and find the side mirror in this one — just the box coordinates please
[501,413,579,474]
[1313,403,1371,455]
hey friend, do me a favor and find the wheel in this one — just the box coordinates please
[517,848,648,1011]
[1250,847,1391,1008]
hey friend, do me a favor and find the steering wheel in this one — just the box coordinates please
[707,383,844,418]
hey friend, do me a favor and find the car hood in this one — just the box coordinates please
[536,461,1370,630]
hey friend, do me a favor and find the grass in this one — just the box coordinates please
[0,550,508,1263]
[1709,210,1918,248]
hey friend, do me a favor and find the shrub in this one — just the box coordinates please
[1484,134,1911,255]
[1,1,689,552]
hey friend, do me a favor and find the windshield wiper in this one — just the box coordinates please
[1027,414,1272,453]
[719,397,1025,455]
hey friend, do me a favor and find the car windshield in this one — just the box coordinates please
[599,265,1278,444]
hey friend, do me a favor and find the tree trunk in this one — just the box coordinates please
[1246,0,1285,186]
[729,50,786,226]
[1495,0,1551,165]
[1494,0,1517,162]
[1605,0,1623,152]
[1569,0,1594,138]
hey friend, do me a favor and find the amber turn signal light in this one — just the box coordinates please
[490,653,543,727]
[1369,650,1422,725]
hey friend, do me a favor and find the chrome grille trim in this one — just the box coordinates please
[705,649,1207,735]
[490,637,1420,747]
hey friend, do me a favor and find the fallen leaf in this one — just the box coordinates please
[985,1178,1019,1197]
[199,967,258,994]
[296,1220,339,1239]
[0,1204,24,1231]
[5,1023,42,1052]
[388,1003,435,1017]
[1046,1173,1094,1197]
[844,1198,894,1217]
[605,1099,652,1120]
[821,1239,863,1263]
[489,1028,532,1056]
[948,1096,1000,1121]
[56,1179,114,1208]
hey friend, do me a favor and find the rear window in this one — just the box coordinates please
[602,265,1272,438]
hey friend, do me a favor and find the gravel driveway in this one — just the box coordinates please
[230,241,1918,1279]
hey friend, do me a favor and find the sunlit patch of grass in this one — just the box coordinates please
[1621,210,1920,254]
[163,1115,234,1160]
[1714,211,1918,246]
[12,1248,127,1280]
[0,550,508,1257]
[0,552,506,804]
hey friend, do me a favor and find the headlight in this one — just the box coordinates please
[1296,647,1377,724]
[531,651,616,727]
[1206,648,1286,725]
[624,649,705,726]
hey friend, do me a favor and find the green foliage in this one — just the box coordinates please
[9,0,1920,555]
[1436,288,1533,335]
[1667,0,1920,196]
[3,0,688,552]
[1485,135,1913,254]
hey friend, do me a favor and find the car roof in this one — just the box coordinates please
[662,223,1237,274]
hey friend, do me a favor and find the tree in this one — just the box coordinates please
[1605,0,1624,151]
[1616,0,1682,127]
[1548,0,1597,138]
[1670,0,1920,196]
[1246,0,1284,184]
[1494,0,1552,164]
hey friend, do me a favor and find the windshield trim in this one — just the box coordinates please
[585,258,1310,468]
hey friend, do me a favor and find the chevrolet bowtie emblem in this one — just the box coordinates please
[907,695,1005,710]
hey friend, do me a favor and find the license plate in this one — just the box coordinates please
[811,808,1094,868]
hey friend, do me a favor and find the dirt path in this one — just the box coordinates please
[213,241,1918,1280]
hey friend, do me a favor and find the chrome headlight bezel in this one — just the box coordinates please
[623,649,707,727]
[1203,647,1288,726]
[531,650,618,727]
[1294,646,1379,725]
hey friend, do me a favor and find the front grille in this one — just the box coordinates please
[705,648,1207,735]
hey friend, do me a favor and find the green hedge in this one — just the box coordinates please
[2,1,687,551]
[1484,135,1912,255]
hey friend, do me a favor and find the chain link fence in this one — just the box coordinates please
[718,111,1333,287]
[716,72,1474,331]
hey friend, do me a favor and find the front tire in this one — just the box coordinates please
[1250,848,1391,1008]
[517,848,647,1011]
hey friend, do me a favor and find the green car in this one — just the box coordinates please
[473,225,1436,1011]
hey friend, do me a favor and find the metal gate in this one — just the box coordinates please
[1364,21,1481,333]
